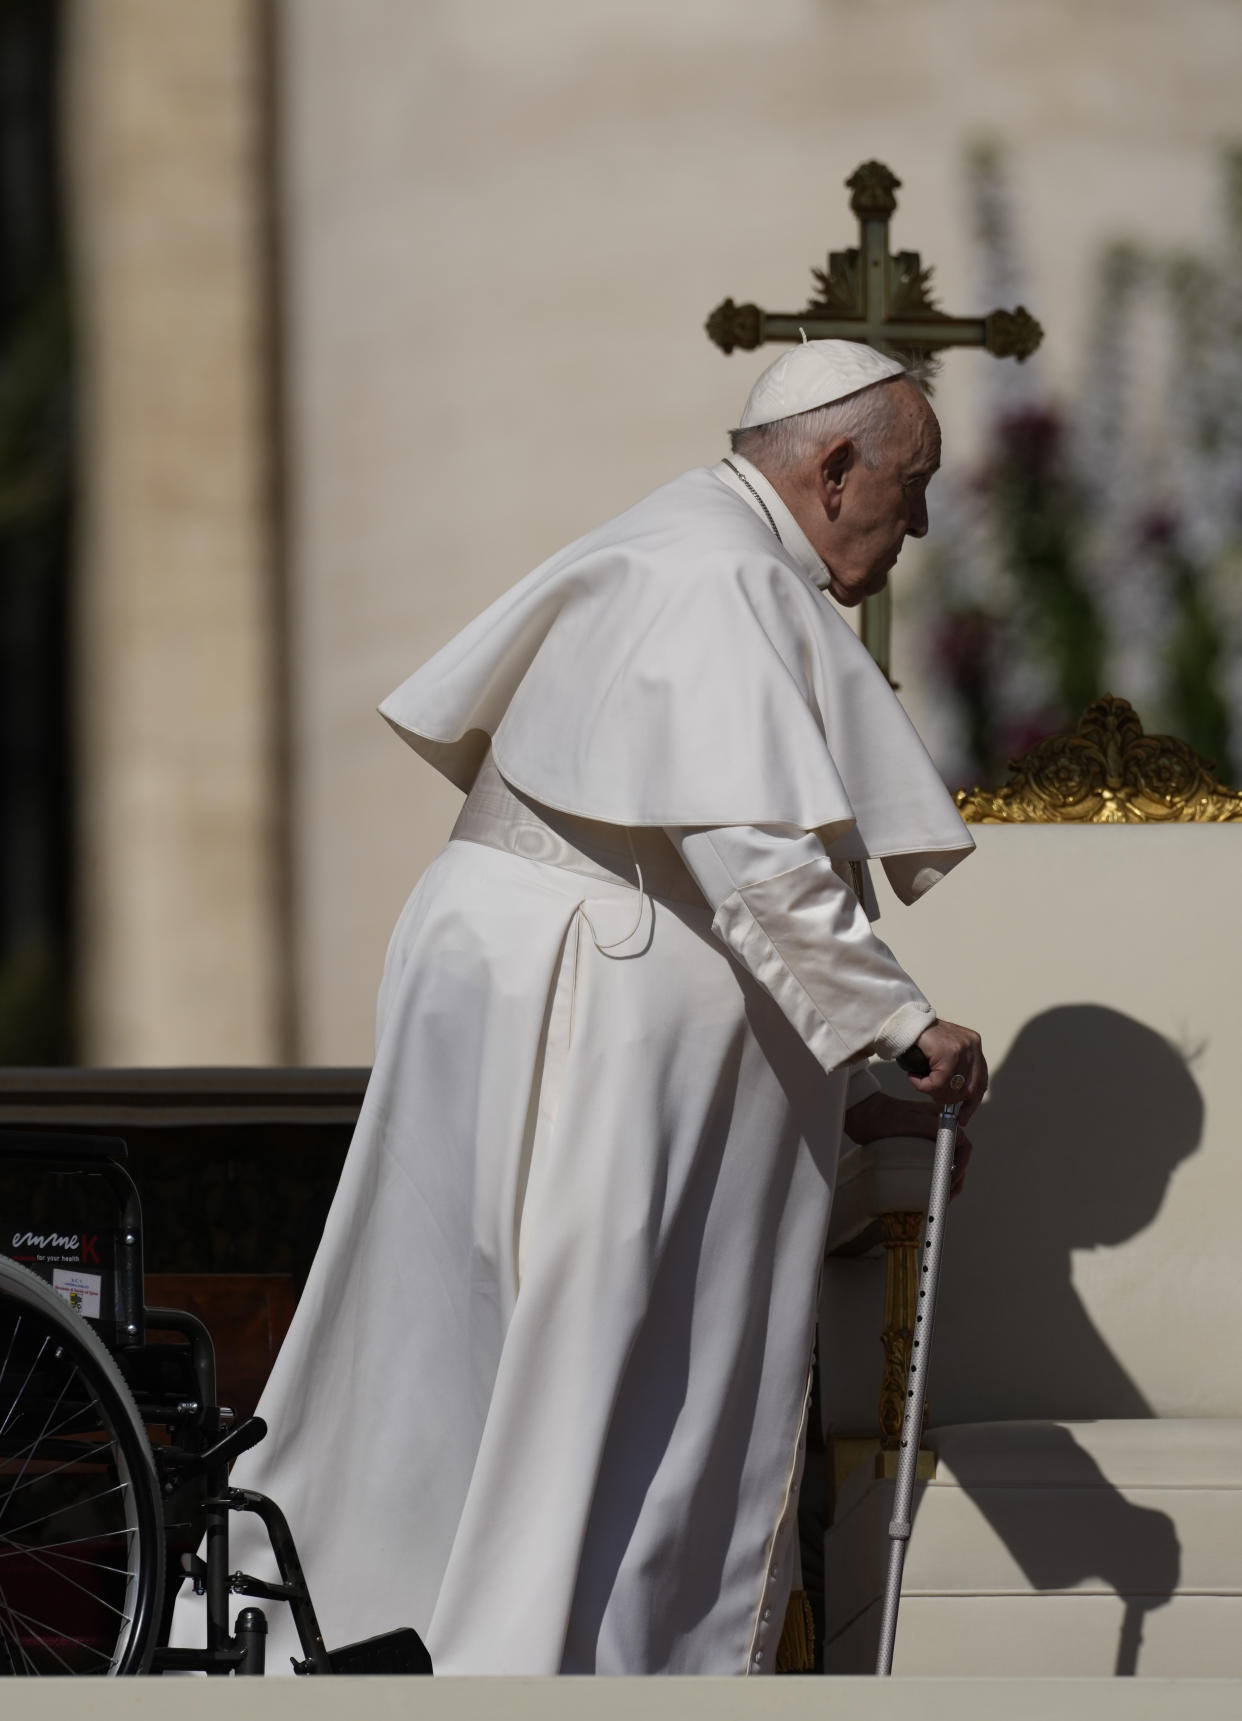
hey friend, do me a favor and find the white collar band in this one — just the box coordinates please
[712,455,831,591]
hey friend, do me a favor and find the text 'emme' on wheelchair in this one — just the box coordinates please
[0,1129,432,1677]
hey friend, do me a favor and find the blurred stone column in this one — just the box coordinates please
[64,0,286,1063]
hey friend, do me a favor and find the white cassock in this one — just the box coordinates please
[171,454,972,1675]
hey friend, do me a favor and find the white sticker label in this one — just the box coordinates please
[52,1269,102,1320]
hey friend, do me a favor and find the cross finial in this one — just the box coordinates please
[706,160,1044,675]
[847,160,901,219]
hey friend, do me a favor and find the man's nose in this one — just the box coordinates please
[906,500,929,539]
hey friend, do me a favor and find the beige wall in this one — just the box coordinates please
[281,0,1242,1061]
[821,823,1242,1432]
[13,1673,1242,1720]
[63,2,1242,1063]
[67,0,283,1062]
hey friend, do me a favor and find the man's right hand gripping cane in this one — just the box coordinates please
[904,1018,988,1121]
[846,1019,988,1198]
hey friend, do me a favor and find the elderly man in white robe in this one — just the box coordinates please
[180,340,987,1676]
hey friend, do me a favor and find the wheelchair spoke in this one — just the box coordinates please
[0,1594,115,1672]
[0,1255,166,1675]
[0,1479,128,1544]
[0,1330,51,1442]
[0,1386,92,1529]
[1,1392,114,1466]
[0,1593,40,1676]
[0,1433,121,1507]
[0,1315,24,1434]
[0,1533,133,1576]
[3,1539,134,1614]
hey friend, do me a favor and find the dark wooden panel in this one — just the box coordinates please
[0,1069,368,1289]
[146,1272,297,1421]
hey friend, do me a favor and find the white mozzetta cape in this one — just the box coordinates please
[380,467,972,903]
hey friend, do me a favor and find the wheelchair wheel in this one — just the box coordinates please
[0,1256,164,1675]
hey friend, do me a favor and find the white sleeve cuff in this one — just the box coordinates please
[872,1000,936,1063]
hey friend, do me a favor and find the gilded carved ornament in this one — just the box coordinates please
[955,695,1242,825]
[878,1211,924,1451]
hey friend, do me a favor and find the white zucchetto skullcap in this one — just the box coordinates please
[737,338,907,430]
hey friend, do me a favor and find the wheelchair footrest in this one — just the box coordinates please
[325,1628,433,1675]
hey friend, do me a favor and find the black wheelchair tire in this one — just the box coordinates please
[0,1255,165,1675]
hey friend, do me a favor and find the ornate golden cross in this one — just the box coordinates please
[706,160,1043,677]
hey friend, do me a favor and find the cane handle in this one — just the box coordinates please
[896,1044,931,1079]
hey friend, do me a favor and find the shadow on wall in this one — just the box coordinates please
[931,1002,1203,1422]
[909,1005,1200,1673]
[924,1422,1182,1676]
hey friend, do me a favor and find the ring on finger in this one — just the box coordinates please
[949,1073,966,1091]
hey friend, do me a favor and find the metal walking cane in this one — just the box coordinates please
[874,1045,965,1677]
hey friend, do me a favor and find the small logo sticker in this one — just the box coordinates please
[52,1269,102,1320]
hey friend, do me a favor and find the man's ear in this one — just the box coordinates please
[818,436,852,518]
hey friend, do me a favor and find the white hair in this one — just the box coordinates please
[729,369,926,476]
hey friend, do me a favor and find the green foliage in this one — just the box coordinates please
[1164,552,1233,772]
[0,936,71,1065]
[0,281,71,539]
[986,413,1105,722]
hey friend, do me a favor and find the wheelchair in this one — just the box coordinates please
[0,1129,432,1677]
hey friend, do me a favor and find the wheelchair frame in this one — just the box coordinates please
[0,1128,431,1677]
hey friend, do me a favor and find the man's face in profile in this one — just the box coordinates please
[821,381,941,609]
